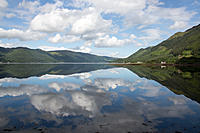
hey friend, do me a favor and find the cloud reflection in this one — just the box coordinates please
[31,90,111,117]
[0,84,47,97]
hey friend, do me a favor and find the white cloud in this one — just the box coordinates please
[94,78,136,91]
[168,96,187,105]
[0,0,197,55]
[169,21,188,30]
[0,0,8,19]
[30,7,113,35]
[39,0,63,13]
[73,0,146,15]
[5,13,15,18]
[73,0,196,30]
[0,28,46,41]
[76,45,92,53]
[48,82,80,92]
[48,34,80,43]
[71,8,112,35]
[38,45,91,53]
[144,6,196,30]
[39,74,67,80]
[30,9,72,33]
[31,91,111,117]
[94,34,136,47]
[0,0,8,8]
[16,0,63,21]
[18,0,40,13]
[139,29,163,44]
[0,40,15,48]
[38,46,68,51]
[0,84,47,97]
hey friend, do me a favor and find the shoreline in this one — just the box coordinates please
[0,62,199,66]
[110,63,200,66]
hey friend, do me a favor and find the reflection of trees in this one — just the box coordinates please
[125,65,200,103]
[0,64,113,79]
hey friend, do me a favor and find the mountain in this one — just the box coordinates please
[0,64,113,78]
[116,24,200,64]
[124,65,200,103]
[0,47,115,63]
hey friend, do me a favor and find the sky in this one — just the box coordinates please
[0,0,199,58]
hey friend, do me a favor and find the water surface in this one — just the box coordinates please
[0,64,199,133]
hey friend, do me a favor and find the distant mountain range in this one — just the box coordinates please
[0,47,115,63]
[116,24,200,64]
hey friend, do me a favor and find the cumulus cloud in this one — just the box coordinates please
[31,91,111,117]
[30,9,72,33]
[0,0,197,55]
[0,28,46,41]
[93,78,136,91]
[17,0,63,21]
[94,34,136,47]
[48,82,80,92]
[48,34,80,43]
[0,84,47,97]
[30,7,113,35]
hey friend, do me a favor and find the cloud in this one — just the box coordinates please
[0,0,8,9]
[48,82,80,92]
[94,34,136,48]
[0,0,197,55]
[38,46,68,51]
[38,45,91,53]
[0,0,8,19]
[30,7,113,35]
[39,74,67,80]
[0,84,47,97]
[0,28,46,41]
[93,78,136,91]
[31,90,111,117]
[73,0,196,30]
[16,0,63,21]
[30,9,71,33]
[139,29,163,44]
[18,0,40,13]
[48,34,80,43]
[73,0,146,15]
[169,21,188,30]
[0,40,15,48]
[168,96,187,105]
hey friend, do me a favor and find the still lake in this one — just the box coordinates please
[0,64,200,133]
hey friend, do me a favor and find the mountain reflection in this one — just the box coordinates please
[0,65,199,132]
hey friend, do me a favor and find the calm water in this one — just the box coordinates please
[0,64,200,133]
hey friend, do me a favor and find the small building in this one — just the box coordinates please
[161,61,166,64]
[137,61,143,64]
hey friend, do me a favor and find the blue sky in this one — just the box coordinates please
[0,0,199,57]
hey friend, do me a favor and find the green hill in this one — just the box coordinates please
[124,65,200,103]
[0,64,113,78]
[117,24,200,64]
[0,47,115,63]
